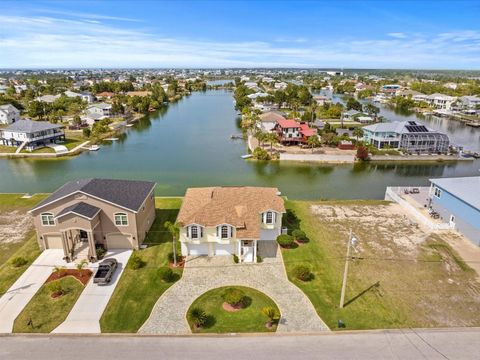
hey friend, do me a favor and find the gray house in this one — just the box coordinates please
[429,176,480,246]
[0,119,65,151]
[0,104,20,125]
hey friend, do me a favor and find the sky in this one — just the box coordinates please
[1,0,480,69]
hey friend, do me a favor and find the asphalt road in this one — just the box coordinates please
[1,328,479,360]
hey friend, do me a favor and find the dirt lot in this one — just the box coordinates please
[310,202,480,328]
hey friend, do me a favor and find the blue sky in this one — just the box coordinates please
[1,0,480,69]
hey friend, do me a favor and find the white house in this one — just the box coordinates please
[35,94,61,103]
[64,90,95,103]
[458,96,480,111]
[86,103,112,119]
[425,93,457,110]
[177,187,286,263]
[0,104,20,125]
[0,119,65,151]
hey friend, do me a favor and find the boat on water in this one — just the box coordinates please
[126,124,134,127]
[104,137,119,141]
[89,145,100,151]
[241,154,252,159]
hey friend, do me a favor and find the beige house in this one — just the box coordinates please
[177,187,286,263]
[29,178,156,262]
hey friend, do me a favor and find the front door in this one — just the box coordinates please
[241,241,254,263]
[79,230,89,242]
[449,215,456,229]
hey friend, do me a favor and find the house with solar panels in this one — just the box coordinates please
[362,120,449,153]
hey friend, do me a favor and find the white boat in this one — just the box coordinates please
[126,124,134,127]
[89,145,100,151]
[104,137,119,141]
[241,154,253,159]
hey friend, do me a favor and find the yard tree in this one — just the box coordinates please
[353,127,364,143]
[356,145,370,161]
[265,132,279,153]
[363,103,380,119]
[164,221,179,267]
[346,97,362,111]
[307,135,321,153]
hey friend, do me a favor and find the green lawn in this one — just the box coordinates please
[0,144,16,153]
[282,200,480,330]
[187,286,279,333]
[13,276,85,333]
[99,197,184,333]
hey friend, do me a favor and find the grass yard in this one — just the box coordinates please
[0,144,17,153]
[282,200,480,330]
[13,276,85,333]
[100,197,184,333]
[187,286,279,333]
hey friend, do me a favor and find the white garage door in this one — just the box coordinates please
[214,243,233,256]
[188,243,209,256]
[106,233,132,249]
[45,235,63,249]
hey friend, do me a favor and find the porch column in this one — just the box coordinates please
[87,230,97,262]
[237,240,242,262]
[60,231,69,260]
[253,240,257,263]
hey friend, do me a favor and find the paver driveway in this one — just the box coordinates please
[140,250,329,334]
[0,249,65,333]
[53,249,132,334]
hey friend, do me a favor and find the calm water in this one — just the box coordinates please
[0,90,479,199]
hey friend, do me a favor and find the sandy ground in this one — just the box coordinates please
[0,210,33,245]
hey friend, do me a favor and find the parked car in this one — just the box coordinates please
[93,258,118,285]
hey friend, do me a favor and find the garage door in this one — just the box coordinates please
[106,233,132,249]
[188,243,209,256]
[45,235,63,249]
[214,243,233,256]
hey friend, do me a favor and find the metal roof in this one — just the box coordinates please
[5,119,63,133]
[430,176,480,211]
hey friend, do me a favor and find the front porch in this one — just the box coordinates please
[60,228,98,263]
[238,239,278,263]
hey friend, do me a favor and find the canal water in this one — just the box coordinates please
[0,90,479,199]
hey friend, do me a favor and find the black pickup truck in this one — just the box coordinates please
[93,258,118,285]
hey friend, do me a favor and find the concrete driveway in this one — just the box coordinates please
[53,249,132,334]
[140,249,329,334]
[0,249,65,333]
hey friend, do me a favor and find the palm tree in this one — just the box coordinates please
[188,307,208,329]
[353,127,364,143]
[164,221,179,267]
[307,136,321,153]
[265,132,279,153]
[75,259,88,278]
[262,306,278,328]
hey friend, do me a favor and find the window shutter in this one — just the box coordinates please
[187,226,191,238]
[200,227,203,238]
[272,212,276,224]
[229,226,233,238]
[262,212,267,223]
[216,226,220,238]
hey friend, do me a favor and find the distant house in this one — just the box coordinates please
[274,82,288,90]
[96,91,115,100]
[86,103,112,119]
[258,111,286,132]
[35,94,61,103]
[363,120,449,153]
[356,116,374,124]
[0,104,20,125]
[0,119,65,151]
[397,89,423,98]
[64,90,95,103]
[425,93,457,110]
[341,110,362,121]
[126,91,152,97]
[428,176,480,246]
[381,84,402,97]
[274,119,317,145]
[313,95,331,106]
[458,96,480,111]
[177,186,286,262]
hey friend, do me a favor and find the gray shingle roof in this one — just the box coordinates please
[5,119,63,133]
[56,202,101,220]
[31,178,156,213]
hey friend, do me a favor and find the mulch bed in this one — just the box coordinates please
[46,269,93,286]
[168,256,186,269]
[222,302,244,312]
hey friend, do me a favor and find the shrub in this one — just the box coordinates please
[292,229,307,243]
[168,252,181,263]
[222,287,246,306]
[256,255,263,263]
[50,281,64,297]
[96,245,106,259]
[11,256,28,268]
[129,253,146,270]
[262,306,278,321]
[158,267,176,282]
[82,127,91,138]
[293,265,313,281]
[233,254,239,263]
[252,147,270,160]
[276,234,294,248]
[188,307,208,329]
[356,145,370,161]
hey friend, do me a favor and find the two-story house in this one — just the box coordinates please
[177,187,286,263]
[29,178,156,262]
[86,102,112,119]
[0,104,20,125]
[0,119,65,151]
[274,119,317,145]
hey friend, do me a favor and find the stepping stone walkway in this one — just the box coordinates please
[140,250,329,334]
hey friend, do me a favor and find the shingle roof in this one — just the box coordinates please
[5,119,63,133]
[177,187,286,239]
[30,178,156,213]
[0,104,19,113]
[56,202,101,220]
[430,176,480,211]
[259,111,286,123]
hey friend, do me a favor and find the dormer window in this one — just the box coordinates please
[188,225,203,239]
[221,225,229,239]
[263,211,276,225]
[217,225,232,239]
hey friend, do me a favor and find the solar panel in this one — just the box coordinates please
[406,125,428,133]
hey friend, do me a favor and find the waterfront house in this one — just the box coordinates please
[258,111,286,132]
[362,120,449,153]
[428,176,480,246]
[96,91,115,100]
[341,110,363,121]
[313,95,331,106]
[86,102,112,119]
[0,104,20,125]
[458,96,480,112]
[28,178,156,262]
[177,186,286,263]
[274,119,317,145]
[381,84,402,97]
[64,90,95,103]
[0,119,65,151]
[425,93,457,110]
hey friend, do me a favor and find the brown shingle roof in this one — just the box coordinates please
[177,187,285,239]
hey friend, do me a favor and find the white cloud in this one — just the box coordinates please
[0,14,479,69]
[387,32,407,39]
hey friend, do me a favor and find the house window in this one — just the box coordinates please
[434,187,442,199]
[114,213,128,226]
[221,225,229,239]
[265,212,274,224]
[41,213,55,226]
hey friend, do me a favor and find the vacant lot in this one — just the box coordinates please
[282,200,480,330]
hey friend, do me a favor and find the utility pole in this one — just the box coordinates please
[339,229,353,309]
